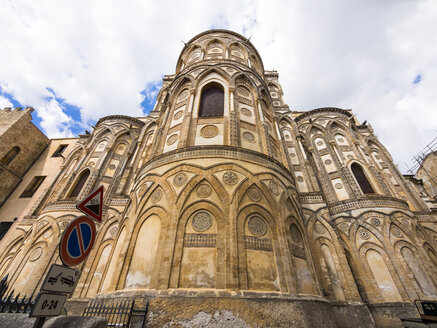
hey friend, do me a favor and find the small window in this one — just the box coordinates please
[0,146,20,166]
[68,169,90,198]
[199,84,224,117]
[20,176,46,198]
[52,144,68,157]
[0,222,13,241]
[351,163,375,194]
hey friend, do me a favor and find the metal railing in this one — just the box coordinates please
[0,274,36,314]
[83,298,148,328]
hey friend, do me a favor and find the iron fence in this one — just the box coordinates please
[83,298,148,328]
[0,274,36,314]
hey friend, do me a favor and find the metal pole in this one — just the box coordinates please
[32,316,46,328]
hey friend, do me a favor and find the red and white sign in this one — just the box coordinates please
[76,186,104,222]
[59,216,96,267]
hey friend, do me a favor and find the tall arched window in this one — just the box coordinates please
[351,163,375,194]
[68,169,90,198]
[0,146,20,166]
[199,84,224,117]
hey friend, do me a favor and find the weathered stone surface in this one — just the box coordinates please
[367,302,420,328]
[0,314,107,328]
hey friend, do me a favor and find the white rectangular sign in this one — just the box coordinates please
[41,264,80,294]
[30,292,67,317]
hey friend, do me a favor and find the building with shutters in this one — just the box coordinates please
[0,29,436,327]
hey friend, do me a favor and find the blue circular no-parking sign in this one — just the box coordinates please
[59,216,96,267]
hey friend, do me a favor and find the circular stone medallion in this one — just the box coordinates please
[371,218,381,226]
[109,226,119,236]
[29,247,43,262]
[324,159,332,165]
[237,87,250,97]
[192,212,212,232]
[391,226,402,238]
[173,172,188,187]
[223,171,239,185]
[248,216,267,236]
[200,125,219,138]
[241,108,252,117]
[338,223,349,231]
[338,137,345,143]
[167,134,178,146]
[196,184,212,198]
[296,176,304,183]
[269,181,280,195]
[247,186,262,201]
[359,229,370,240]
[335,183,343,189]
[243,131,256,143]
[151,188,163,203]
[173,110,184,120]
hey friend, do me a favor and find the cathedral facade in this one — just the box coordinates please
[0,30,436,327]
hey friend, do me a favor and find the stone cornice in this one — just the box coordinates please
[96,115,146,128]
[294,107,353,123]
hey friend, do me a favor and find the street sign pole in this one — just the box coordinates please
[29,186,104,324]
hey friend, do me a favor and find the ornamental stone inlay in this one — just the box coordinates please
[29,247,43,262]
[248,216,267,236]
[60,221,69,230]
[173,172,188,187]
[200,125,219,138]
[196,184,212,198]
[173,110,184,120]
[314,223,326,234]
[167,134,178,146]
[109,164,116,170]
[296,176,304,183]
[223,171,239,185]
[269,181,280,195]
[192,212,212,232]
[247,186,262,201]
[317,141,323,146]
[338,223,349,231]
[237,87,250,97]
[151,188,163,203]
[109,226,119,236]
[371,218,381,226]
[241,108,252,117]
[335,183,343,189]
[324,159,332,165]
[391,226,402,237]
[359,229,370,240]
[177,90,189,101]
[338,137,344,143]
[243,131,256,143]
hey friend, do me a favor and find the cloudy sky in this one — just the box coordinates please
[0,0,436,173]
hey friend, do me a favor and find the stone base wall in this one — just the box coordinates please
[66,291,380,327]
[367,302,420,328]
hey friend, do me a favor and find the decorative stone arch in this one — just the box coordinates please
[204,38,226,59]
[0,236,24,278]
[284,215,318,295]
[236,204,286,292]
[169,200,225,289]
[184,45,202,65]
[135,183,171,219]
[349,211,388,246]
[118,206,168,290]
[359,242,405,302]
[348,160,378,195]
[75,213,121,297]
[394,240,437,298]
[228,42,248,63]
[65,167,92,198]
[423,243,437,276]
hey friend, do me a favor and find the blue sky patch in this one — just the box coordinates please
[140,80,162,114]
[413,74,422,84]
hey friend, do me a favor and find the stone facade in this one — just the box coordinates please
[0,30,437,327]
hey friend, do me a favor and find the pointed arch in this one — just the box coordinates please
[67,168,90,198]
[198,82,224,117]
[350,162,375,194]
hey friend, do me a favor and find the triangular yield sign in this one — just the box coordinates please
[76,186,104,222]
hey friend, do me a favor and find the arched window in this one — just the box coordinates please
[0,146,20,166]
[199,84,224,117]
[69,169,90,198]
[351,163,375,194]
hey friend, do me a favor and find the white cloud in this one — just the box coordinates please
[0,96,13,108]
[0,0,436,172]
